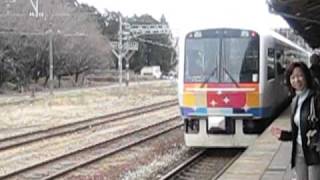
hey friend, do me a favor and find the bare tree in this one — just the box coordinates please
[0,0,112,90]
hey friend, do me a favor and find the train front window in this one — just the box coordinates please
[184,29,259,83]
[222,37,259,83]
[184,38,219,82]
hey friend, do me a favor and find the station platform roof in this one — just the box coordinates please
[268,0,320,49]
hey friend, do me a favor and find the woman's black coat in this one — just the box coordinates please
[280,90,320,168]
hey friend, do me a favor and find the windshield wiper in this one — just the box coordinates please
[222,67,240,88]
[200,67,217,88]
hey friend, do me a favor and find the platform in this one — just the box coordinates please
[218,107,294,180]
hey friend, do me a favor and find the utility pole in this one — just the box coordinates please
[48,28,54,95]
[30,0,55,95]
[125,50,136,86]
[111,16,138,87]
[111,19,174,87]
[125,58,129,86]
[118,16,123,86]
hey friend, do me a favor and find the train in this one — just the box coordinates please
[177,27,310,147]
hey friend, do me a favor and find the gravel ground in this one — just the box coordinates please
[0,107,179,176]
[0,81,178,138]
[60,127,191,180]
[0,80,184,179]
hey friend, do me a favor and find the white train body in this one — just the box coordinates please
[178,27,310,147]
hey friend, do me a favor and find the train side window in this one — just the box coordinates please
[275,50,285,75]
[267,48,275,80]
[268,48,275,58]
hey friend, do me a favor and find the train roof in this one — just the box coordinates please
[267,30,310,54]
[180,26,309,54]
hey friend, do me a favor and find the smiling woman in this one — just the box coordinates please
[271,62,320,180]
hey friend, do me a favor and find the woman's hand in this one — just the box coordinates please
[271,126,282,139]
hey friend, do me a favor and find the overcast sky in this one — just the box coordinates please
[78,0,289,37]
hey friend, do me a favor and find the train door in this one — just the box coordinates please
[264,47,277,116]
[274,49,287,104]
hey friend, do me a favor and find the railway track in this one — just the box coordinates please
[160,148,243,180]
[0,99,178,151]
[0,116,183,179]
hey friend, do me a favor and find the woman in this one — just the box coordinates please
[271,61,320,180]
